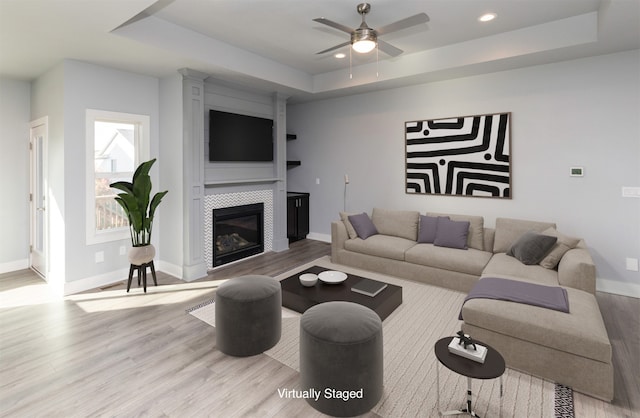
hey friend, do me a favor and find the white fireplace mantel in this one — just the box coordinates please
[176,69,289,281]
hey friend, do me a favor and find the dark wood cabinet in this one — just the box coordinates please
[287,192,309,242]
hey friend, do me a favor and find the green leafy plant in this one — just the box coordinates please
[110,158,168,247]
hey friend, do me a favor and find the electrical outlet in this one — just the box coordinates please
[119,246,126,256]
[316,178,320,185]
[95,251,104,263]
[626,258,639,272]
[344,174,350,184]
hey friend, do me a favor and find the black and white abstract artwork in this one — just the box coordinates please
[405,112,511,198]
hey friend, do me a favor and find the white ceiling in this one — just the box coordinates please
[1,0,638,102]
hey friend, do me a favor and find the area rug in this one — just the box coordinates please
[188,256,572,418]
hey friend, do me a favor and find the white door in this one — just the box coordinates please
[30,119,47,277]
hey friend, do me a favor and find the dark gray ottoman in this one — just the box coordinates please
[215,275,281,357]
[300,301,383,417]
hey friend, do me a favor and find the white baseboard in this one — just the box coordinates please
[596,278,640,299]
[306,232,331,243]
[155,259,182,280]
[62,260,191,295]
[63,267,130,296]
[182,261,208,282]
[0,258,29,274]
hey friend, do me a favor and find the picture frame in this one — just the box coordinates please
[405,112,511,199]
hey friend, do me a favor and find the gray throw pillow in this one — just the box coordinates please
[433,217,470,249]
[348,212,378,239]
[418,215,449,243]
[507,231,558,265]
[339,212,358,239]
[539,227,581,269]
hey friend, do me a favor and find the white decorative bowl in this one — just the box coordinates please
[299,273,318,287]
[318,270,348,284]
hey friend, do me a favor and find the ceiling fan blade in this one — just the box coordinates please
[313,17,354,34]
[316,41,351,55]
[376,13,429,36]
[377,40,404,57]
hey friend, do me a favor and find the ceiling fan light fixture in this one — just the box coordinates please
[351,27,377,53]
[352,39,376,53]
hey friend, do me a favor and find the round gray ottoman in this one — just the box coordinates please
[300,301,383,417]
[215,275,281,357]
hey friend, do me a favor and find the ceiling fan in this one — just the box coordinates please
[313,3,429,57]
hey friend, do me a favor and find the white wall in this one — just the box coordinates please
[29,60,161,293]
[31,63,66,286]
[158,73,184,277]
[287,50,640,297]
[63,60,160,287]
[0,78,30,272]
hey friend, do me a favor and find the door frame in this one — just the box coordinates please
[29,116,48,279]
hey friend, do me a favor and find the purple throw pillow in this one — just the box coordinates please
[418,215,449,243]
[348,212,378,239]
[434,217,470,249]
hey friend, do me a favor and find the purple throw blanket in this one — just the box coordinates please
[459,277,569,320]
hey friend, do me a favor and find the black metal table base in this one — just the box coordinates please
[127,261,157,293]
[439,377,486,417]
[435,337,504,418]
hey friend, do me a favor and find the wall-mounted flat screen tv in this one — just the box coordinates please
[209,110,274,162]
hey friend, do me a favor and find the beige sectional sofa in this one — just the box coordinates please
[331,208,613,401]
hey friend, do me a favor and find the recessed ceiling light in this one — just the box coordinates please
[334,53,346,59]
[479,13,497,22]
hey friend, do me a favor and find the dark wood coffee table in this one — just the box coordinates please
[280,266,402,320]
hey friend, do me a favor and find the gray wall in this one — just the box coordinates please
[31,63,66,282]
[30,60,160,290]
[158,73,184,275]
[287,50,640,296]
[0,78,31,272]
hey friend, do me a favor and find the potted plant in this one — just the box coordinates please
[110,158,168,265]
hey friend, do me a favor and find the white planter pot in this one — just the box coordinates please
[128,244,156,266]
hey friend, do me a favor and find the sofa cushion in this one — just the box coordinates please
[493,218,556,253]
[348,213,378,239]
[507,231,557,265]
[540,228,581,269]
[371,208,419,241]
[427,212,484,251]
[340,212,358,239]
[405,244,492,276]
[434,217,470,250]
[461,286,611,363]
[418,215,448,243]
[344,235,416,261]
[482,253,559,286]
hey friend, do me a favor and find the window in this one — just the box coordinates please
[86,109,150,244]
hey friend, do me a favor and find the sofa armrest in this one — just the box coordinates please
[331,221,348,261]
[558,246,596,294]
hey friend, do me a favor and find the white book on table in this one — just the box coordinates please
[448,337,487,363]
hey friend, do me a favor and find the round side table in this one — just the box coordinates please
[434,337,506,417]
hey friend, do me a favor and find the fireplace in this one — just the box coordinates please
[213,203,264,267]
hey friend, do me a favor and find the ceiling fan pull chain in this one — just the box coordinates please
[376,43,379,78]
[350,47,353,79]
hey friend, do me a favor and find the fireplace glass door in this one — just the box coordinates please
[213,203,264,266]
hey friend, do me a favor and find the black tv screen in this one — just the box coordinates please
[209,110,274,162]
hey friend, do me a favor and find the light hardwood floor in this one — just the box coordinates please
[1,239,638,417]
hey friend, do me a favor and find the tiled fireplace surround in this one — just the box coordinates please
[204,190,274,269]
